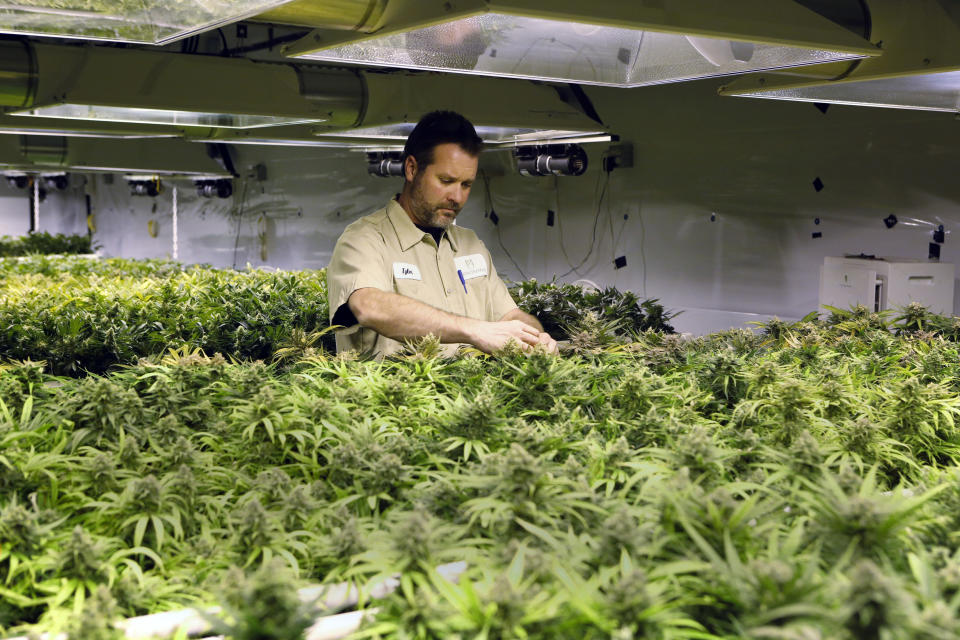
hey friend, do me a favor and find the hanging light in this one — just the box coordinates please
[281,0,878,88]
[719,0,960,114]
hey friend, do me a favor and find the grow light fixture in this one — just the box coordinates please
[284,0,879,88]
[719,0,960,114]
[0,127,178,139]
[205,138,357,148]
[315,123,612,148]
[0,0,295,45]
[722,72,960,113]
[12,105,323,129]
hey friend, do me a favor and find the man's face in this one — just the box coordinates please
[404,142,478,229]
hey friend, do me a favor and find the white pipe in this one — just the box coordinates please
[5,562,467,640]
[32,178,39,232]
[172,186,178,260]
[306,609,375,640]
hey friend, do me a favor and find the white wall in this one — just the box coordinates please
[26,77,960,334]
[1,177,89,239]
[0,189,29,237]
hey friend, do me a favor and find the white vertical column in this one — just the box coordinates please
[172,186,179,260]
[32,177,39,232]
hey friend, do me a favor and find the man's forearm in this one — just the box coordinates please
[500,307,544,332]
[348,288,475,344]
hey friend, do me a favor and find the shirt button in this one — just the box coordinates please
[446,288,453,295]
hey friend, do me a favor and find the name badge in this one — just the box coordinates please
[454,254,488,280]
[393,262,422,280]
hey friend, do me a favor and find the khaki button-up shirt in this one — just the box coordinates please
[326,198,518,357]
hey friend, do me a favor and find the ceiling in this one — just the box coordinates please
[0,0,951,176]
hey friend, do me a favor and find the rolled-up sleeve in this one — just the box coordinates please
[326,225,390,331]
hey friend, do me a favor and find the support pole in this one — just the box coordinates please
[31,177,39,232]
[172,186,178,261]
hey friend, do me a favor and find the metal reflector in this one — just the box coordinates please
[719,0,960,114]
[0,0,296,45]
[314,123,610,148]
[14,104,321,129]
[281,0,879,88]
[724,72,960,113]
[0,136,231,176]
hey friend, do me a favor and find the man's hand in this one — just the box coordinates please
[537,331,559,354]
[464,319,542,354]
[498,307,558,354]
[348,288,559,355]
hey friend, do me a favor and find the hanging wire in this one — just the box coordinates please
[231,179,249,270]
[553,175,584,274]
[557,153,611,278]
[480,170,528,280]
[638,200,647,298]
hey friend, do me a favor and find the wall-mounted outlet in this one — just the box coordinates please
[247,163,267,182]
[603,143,633,173]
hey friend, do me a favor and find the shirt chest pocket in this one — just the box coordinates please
[392,261,424,296]
[394,277,425,297]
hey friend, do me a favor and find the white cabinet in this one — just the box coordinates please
[819,256,955,315]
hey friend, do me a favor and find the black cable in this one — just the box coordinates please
[557,159,610,278]
[638,199,647,298]
[217,28,229,56]
[553,175,581,273]
[231,179,249,270]
[607,177,616,260]
[222,31,311,57]
[480,171,528,280]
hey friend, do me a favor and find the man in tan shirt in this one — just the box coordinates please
[327,110,557,358]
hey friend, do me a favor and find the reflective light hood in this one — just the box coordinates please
[719,0,960,114]
[0,0,295,45]
[0,135,231,177]
[0,40,606,145]
[277,0,879,88]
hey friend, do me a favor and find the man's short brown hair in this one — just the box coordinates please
[402,111,484,170]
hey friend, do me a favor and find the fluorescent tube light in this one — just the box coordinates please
[12,104,325,129]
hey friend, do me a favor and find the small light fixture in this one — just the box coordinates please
[195,178,234,199]
[125,175,162,197]
[3,171,32,189]
[515,144,588,177]
[367,151,404,178]
[41,172,69,190]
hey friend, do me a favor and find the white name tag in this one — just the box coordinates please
[393,262,422,280]
[454,254,488,280]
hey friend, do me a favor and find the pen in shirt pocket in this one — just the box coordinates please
[457,269,468,293]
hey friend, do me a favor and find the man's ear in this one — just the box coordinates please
[404,155,418,182]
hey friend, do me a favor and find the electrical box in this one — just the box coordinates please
[819,256,955,315]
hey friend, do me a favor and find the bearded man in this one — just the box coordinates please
[327,110,557,357]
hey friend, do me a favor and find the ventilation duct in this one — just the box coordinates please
[276,0,878,88]
[0,0,295,45]
[0,41,356,129]
[0,135,230,177]
[256,0,387,30]
[0,40,605,144]
[719,0,960,114]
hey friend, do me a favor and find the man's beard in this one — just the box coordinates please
[408,180,460,229]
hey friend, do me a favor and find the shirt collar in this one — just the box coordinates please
[387,197,459,252]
